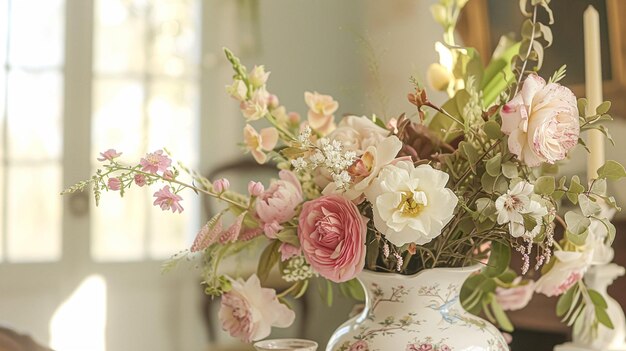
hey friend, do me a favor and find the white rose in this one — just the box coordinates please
[535,250,592,297]
[328,116,390,153]
[364,161,458,246]
[501,74,579,167]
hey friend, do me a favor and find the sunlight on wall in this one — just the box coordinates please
[49,275,107,351]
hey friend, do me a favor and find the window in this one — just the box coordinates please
[0,0,65,262]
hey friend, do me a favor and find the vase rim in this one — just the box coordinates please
[359,264,483,280]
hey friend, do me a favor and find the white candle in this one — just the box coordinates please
[584,6,605,181]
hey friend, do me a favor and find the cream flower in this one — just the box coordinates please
[240,88,269,121]
[328,115,390,153]
[535,249,593,297]
[364,161,458,246]
[219,274,295,342]
[305,91,338,135]
[330,135,402,201]
[249,65,270,88]
[501,74,579,167]
[226,80,247,101]
[495,181,547,238]
[243,124,278,164]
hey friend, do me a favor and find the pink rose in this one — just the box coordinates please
[495,278,534,311]
[256,170,303,227]
[298,194,367,283]
[219,274,295,343]
[501,74,579,167]
[348,340,369,351]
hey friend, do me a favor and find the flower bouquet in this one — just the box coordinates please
[65,0,625,348]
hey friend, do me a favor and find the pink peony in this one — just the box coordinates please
[501,74,579,167]
[107,177,121,191]
[140,150,172,174]
[256,170,303,228]
[298,194,367,283]
[279,242,301,261]
[348,340,369,351]
[495,278,534,311]
[134,174,147,187]
[153,186,184,213]
[97,149,122,162]
[219,274,295,343]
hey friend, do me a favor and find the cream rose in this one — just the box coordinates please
[364,161,458,246]
[328,116,390,153]
[501,74,579,167]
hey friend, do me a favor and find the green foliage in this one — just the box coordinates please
[564,211,591,246]
[257,240,281,284]
[338,279,365,302]
[429,90,471,143]
[534,176,555,195]
[484,241,511,278]
[597,160,626,181]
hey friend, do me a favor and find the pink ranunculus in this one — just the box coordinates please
[501,74,579,167]
[348,340,369,351]
[495,278,535,311]
[140,150,172,174]
[219,274,295,343]
[256,170,303,228]
[279,242,301,261]
[97,149,122,162]
[107,177,122,191]
[298,194,367,283]
[153,186,184,213]
[134,174,147,187]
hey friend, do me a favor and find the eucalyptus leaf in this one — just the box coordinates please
[578,195,602,217]
[597,160,626,181]
[596,101,611,115]
[502,162,519,179]
[484,120,503,140]
[535,176,555,195]
[567,176,585,204]
[486,154,502,177]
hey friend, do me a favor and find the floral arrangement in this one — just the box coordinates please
[65,0,625,344]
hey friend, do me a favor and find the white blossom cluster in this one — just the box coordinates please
[281,255,318,282]
[291,126,357,189]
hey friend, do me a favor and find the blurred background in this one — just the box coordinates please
[0,0,624,350]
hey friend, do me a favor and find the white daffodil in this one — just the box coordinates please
[495,181,547,238]
[364,161,458,246]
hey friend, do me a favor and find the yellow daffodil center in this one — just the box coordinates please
[399,190,427,217]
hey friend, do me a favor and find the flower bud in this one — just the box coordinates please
[426,63,453,92]
[248,181,265,197]
[213,178,230,193]
[108,177,122,191]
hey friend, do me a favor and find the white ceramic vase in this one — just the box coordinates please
[326,266,508,351]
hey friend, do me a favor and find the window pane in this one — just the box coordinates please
[7,165,61,262]
[94,0,146,75]
[91,188,146,261]
[7,70,63,161]
[92,79,145,161]
[9,0,64,68]
[147,81,198,160]
[149,0,199,77]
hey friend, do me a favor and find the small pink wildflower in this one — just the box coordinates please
[213,178,230,193]
[107,177,122,191]
[140,150,172,174]
[97,149,122,162]
[153,186,184,213]
[163,170,175,180]
[134,174,147,187]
